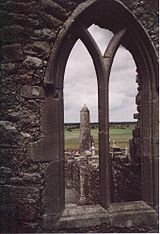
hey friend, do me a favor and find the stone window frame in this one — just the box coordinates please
[29,0,158,227]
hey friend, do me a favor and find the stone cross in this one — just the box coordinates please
[79,157,88,205]
[91,142,96,156]
[79,104,91,153]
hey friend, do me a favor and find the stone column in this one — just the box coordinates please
[130,73,142,163]
[91,142,96,156]
[79,104,91,153]
[79,157,88,205]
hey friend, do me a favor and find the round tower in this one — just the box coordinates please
[79,104,91,153]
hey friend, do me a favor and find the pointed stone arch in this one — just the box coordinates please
[29,0,158,228]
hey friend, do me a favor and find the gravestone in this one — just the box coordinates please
[79,104,91,153]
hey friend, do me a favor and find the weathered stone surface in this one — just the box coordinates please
[58,204,110,230]
[0,24,25,44]
[32,41,51,53]
[1,2,33,14]
[0,185,40,226]
[133,128,140,138]
[40,0,68,20]
[38,12,63,29]
[80,105,91,153]
[21,222,39,233]
[109,201,158,228]
[65,154,141,204]
[10,177,24,185]
[22,172,41,183]
[0,0,158,232]
[0,135,20,147]
[0,166,12,177]
[24,41,51,56]
[51,223,158,233]
[43,161,65,230]
[28,129,59,162]
[20,132,31,138]
[133,113,140,119]
[15,73,33,85]
[2,43,24,62]
[28,96,64,161]
[43,161,62,214]
[20,86,45,99]
[19,112,37,126]
[65,187,79,204]
[33,28,56,41]
[6,12,42,29]
[0,124,19,145]
[0,121,17,131]
[1,63,17,74]
[6,112,20,122]
[54,0,78,10]
[0,166,12,184]
[22,56,43,69]
[55,202,158,231]
[0,185,40,200]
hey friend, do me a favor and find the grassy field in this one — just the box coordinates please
[65,125,134,150]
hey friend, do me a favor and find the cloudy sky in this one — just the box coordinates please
[64,25,137,123]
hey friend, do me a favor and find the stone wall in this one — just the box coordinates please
[0,1,80,232]
[65,157,80,192]
[65,156,141,205]
[111,158,141,203]
[0,0,158,232]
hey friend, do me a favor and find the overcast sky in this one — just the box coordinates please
[64,25,137,123]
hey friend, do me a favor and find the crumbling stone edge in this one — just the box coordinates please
[42,201,158,231]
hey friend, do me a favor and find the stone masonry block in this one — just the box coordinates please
[0,25,25,44]
[40,0,68,20]
[2,43,24,62]
[27,97,62,162]
[33,28,56,41]
[28,136,59,162]
[20,86,45,99]
[0,185,40,231]
[22,56,43,69]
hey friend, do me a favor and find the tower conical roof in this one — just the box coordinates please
[80,104,89,112]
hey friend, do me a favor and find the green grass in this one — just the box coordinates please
[65,126,134,150]
[65,129,80,150]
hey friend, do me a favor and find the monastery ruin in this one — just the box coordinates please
[0,0,159,232]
